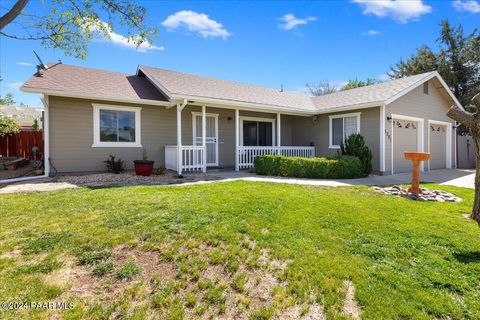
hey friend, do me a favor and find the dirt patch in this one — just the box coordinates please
[342,280,361,320]
[276,303,326,320]
[40,238,325,319]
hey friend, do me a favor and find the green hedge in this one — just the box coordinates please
[254,155,363,179]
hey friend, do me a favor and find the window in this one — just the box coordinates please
[423,82,429,95]
[240,117,275,146]
[93,104,142,147]
[329,113,361,149]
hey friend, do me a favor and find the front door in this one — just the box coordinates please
[193,114,218,166]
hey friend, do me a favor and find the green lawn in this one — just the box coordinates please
[0,181,479,319]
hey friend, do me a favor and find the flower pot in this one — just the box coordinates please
[133,160,155,176]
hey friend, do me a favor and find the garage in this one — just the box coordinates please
[429,123,447,170]
[392,119,419,173]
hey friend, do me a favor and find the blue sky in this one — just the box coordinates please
[1,0,479,108]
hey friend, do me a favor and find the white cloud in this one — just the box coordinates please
[106,31,164,52]
[453,0,480,13]
[85,20,164,52]
[17,62,33,67]
[352,0,432,23]
[7,82,23,90]
[162,10,231,39]
[278,13,317,31]
[362,29,381,36]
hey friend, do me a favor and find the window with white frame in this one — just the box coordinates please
[329,113,361,148]
[92,104,142,147]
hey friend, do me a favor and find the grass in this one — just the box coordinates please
[0,181,479,319]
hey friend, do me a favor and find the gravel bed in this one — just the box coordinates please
[53,170,221,187]
[373,185,462,202]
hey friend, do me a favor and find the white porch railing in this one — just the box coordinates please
[237,146,315,169]
[165,145,206,172]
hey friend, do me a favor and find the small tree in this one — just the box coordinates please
[447,93,480,225]
[32,118,40,131]
[0,116,21,137]
[341,78,377,91]
[305,81,338,96]
[340,133,372,177]
[0,0,157,59]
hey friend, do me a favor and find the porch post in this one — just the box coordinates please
[235,109,239,171]
[202,105,207,173]
[276,113,281,147]
[176,103,182,175]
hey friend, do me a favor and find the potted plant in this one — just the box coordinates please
[134,148,154,176]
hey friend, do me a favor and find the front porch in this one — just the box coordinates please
[164,103,315,174]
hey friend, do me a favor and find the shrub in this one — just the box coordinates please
[340,133,372,177]
[0,116,20,137]
[254,155,363,179]
[104,155,125,174]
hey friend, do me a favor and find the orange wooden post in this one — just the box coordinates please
[404,152,430,195]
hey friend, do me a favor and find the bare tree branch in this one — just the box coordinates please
[0,31,49,40]
[447,104,478,129]
[0,0,29,30]
[473,92,480,109]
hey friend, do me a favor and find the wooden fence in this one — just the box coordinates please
[0,131,44,160]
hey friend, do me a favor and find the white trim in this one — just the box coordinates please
[202,106,207,172]
[277,113,281,147]
[454,125,457,168]
[427,119,452,170]
[171,94,313,116]
[177,103,182,174]
[390,118,394,174]
[328,112,361,149]
[21,87,170,107]
[235,109,239,171]
[239,116,276,146]
[92,104,142,148]
[380,104,386,172]
[191,112,219,166]
[390,113,425,174]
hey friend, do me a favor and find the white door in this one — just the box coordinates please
[393,119,418,173]
[429,124,447,170]
[193,114,218,166]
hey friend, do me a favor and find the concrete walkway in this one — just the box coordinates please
[0,169,474,194]
[206,168,475,189]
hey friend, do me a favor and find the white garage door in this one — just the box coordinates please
[393,119,418,173]
[429,124,447,170]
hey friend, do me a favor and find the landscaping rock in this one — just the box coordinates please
[372,185,462,202]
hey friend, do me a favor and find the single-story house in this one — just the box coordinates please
[20,63,462,176]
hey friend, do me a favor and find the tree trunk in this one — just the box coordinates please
[472,131,480,224]
[0,0,29,30]
[447,92,480,225]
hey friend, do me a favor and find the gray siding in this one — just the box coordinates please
[291,107,381,172]
[384,79,456,174]
[49,97,295,172]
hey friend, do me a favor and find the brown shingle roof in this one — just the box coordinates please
[22,64,453,113]
[311,72,436,111]
[21,63,168,103]
[139,65,316,111]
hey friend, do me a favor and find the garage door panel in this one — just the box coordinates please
[393,120,418,173]
[429,124,447,170]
